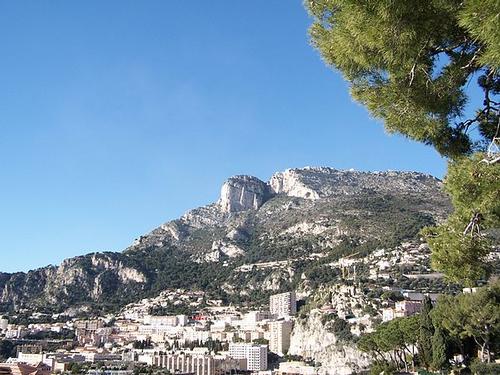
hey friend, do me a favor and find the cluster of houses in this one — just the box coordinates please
[0,291,315,375]
[0,273,451,375]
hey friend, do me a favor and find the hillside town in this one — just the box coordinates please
[0,280,452,375]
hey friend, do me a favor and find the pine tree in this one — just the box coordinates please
[418,297,434,369]
[422,156,500,285]
[305,0,499,157]
[431,327,448,371]
[431,281,500,363]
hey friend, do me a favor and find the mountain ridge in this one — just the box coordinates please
[0,166,449,314]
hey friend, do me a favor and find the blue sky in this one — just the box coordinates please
[0,1,452,273]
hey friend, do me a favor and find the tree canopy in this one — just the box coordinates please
[359,282,499,369]
[423,155,500,285]
[306,0,500,285]
[432,281,500,363]
[306,0,500,157]
[358,316,419,372]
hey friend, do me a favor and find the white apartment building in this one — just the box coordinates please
[0,318,8,331]
[144,315,177,326]
[270,292,296,318]
[382,308,396,322]
[17,352,44,365]
[229,343,268,371]
[183,328,211,343]
[177,315,188,326]
[143,314,188,327]
[81,352,122,363]
[244,311,271,324]
[269,320,293,355]
[239,311,272,331]
[154,352,244,375]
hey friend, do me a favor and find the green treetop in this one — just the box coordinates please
[432,281,500,363]
[423,155,500,285]
[431,327,449,371]
[306,0,499,157]
[419,297,435,369]
[305,0,500,285]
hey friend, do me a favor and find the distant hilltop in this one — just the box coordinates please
[219,167,441,213]
[0,166,449,315]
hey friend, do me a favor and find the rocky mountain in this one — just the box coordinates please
[0,167,451,314]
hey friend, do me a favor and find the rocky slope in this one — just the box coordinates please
[0,167,450,313]
[290,309,371,375]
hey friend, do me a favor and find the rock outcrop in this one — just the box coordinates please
[270,167,441,200]
[0,252,147,308]
[270,168,321,199]
[219,175,271,213]
[289,310,371,374]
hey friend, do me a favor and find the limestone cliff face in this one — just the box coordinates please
[0,253,147,309]
[126,175,271,252]
[289,310,371,375]
[200,240,246,262]
[270,167,441,200]
[219,175,271,213]
[270,168,321,200]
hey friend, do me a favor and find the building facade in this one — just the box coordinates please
[270,292,296,318]
[269,320,293,355]
[228,343,268,371]
[153,352,243,375]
